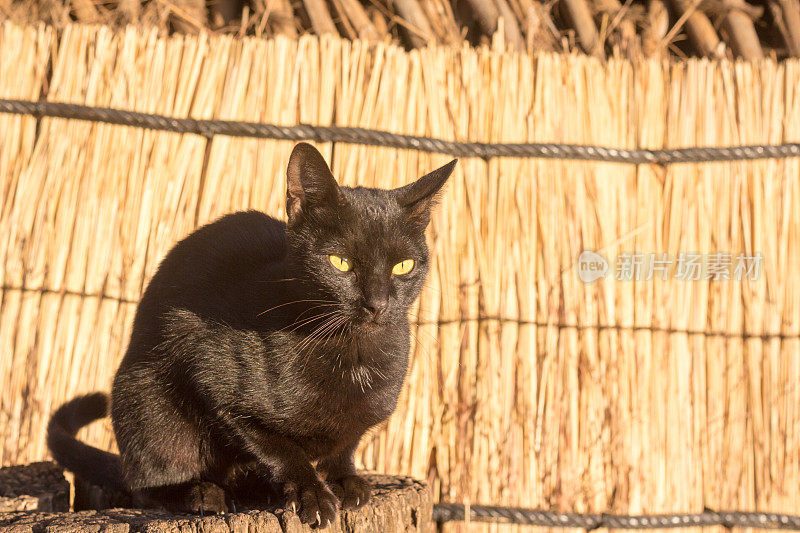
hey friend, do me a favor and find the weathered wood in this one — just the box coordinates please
[0,465,432,533]
[0,463,69,513]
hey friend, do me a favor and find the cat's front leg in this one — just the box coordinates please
[317,444,371,509]
[231,422,339,527]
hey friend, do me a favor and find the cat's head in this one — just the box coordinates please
[285,143,456,332]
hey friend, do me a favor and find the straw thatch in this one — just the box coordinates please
[1,0,798,61]
[1,21,799,531]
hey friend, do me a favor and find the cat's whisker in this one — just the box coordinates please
[292,303,343,323]
[285,307,343,330]
[279,310,342,333]
[314,317,343,343]
[295,316,350,375]
[419,283,442,293]
[306,315,351,357]
[304,315,349,353]
[283,314,342,336]
[293,314,345,355]
[407,330,438,359]
[257,299,337,317]
[409,324,440,346]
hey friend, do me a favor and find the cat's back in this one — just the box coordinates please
[158,210,285,279]
[127,210,286,349]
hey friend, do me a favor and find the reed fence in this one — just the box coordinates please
[1,21,799,532]
[4,0,800,62]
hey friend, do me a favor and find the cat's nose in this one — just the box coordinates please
[362,296,389,319]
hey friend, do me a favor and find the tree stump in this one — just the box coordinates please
[0,463,69,513]
[0,463,434,532]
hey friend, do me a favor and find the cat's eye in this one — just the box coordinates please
[392,259,415,276]
[329,254,351,272]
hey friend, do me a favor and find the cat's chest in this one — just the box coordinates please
[271,336,406,438]
[287,356,401,425]
[274,369,397,459]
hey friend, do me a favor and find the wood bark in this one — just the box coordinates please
[0,462,69,513]
[0,464,433,533]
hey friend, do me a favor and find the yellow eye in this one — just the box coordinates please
[329,255,351,272]
[392,259,415,275]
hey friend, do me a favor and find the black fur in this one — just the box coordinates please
[48,143,456,527]
[47,393,124,492]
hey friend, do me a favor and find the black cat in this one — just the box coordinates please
[47,143,456,527]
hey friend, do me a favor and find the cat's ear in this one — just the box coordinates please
[394,159,457,225]
[286,143,342,225]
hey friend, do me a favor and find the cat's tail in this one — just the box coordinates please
[47,392,127,492]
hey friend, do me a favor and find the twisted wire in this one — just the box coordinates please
[3,99,800,164]
[432,503,800,529]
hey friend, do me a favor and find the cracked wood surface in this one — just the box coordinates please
[0,463,433,532]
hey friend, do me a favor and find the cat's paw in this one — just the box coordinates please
[330,475,371,509]
[136,481,229,515]
[283,478,339,528]
[187,481,229,515]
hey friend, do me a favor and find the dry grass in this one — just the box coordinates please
[1,21,799,528]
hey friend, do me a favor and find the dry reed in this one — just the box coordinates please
[0,21,799,532]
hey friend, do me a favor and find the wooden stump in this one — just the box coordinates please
[0,463,433,532]
[0,463,69,513]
